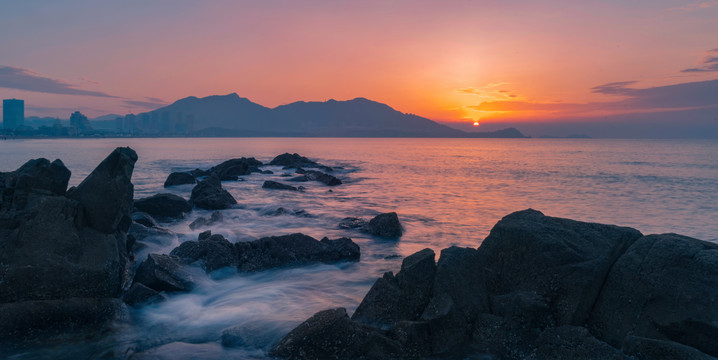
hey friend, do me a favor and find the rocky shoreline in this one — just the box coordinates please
[1,147,716,359]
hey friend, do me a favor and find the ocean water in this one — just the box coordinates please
[1,137,717,359]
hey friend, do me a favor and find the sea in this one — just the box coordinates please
[1,137,717,359]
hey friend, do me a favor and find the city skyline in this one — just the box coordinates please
[1,1,718,137]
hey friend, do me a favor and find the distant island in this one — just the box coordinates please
[4,94,527,138]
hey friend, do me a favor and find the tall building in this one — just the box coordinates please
[70,111,92,132]
[3,99,24,130]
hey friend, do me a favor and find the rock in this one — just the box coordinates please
[302,170,342,186]
[132,212,159,228]
[269,153,320,169]
[190,175,237,210]
[352,248,436,326]
[270,308,403,360]
[163,172,196,187]
[235,233,360,272]
[134,193,192,220]
[189,168,210,178]
[622,336,716,360]
[188,211,223,230]
[478,209,642,326]
[68,147,137,234]
[133,254,195,292]
[262,180,298,191]
[170,232,237,272]
[588,233,718,357]
[532,326,630,360]
[0,298,126,341]
[128,221,176,246]
[362,212,403,238]
[338,217,368,229]
[11,158,71,195]
[262,207,311,217]
[261,169,274,174]
[221,322,276,349]
[124,282,165,307]
[209,158,262,180]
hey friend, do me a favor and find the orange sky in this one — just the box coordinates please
[1,1,718,125]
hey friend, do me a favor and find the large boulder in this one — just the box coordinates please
[134,193,192,220]
[269,153,321,169]
[190,175,237,210]
[477,209,642,326]
[352,248,436,326]
[68,147,137,234]
[362,212,403,238]
[0,148,137,343]
[270,308,403,360]
[163,172,196,187]
[589,234,718,357]
[235,233,360,272]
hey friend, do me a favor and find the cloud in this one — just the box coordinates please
[681,49,718,72]
[590,81,638,95]
[0,66,117,97]
[471,79,718,117]
[457,87,481,95]
[123,97,168,109]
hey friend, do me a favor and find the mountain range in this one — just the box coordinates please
[129,93,526,138]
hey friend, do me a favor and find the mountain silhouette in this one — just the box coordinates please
[133,93,526,138]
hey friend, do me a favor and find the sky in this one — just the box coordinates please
[1,0,717,136]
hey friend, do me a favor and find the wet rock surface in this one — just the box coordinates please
[190,175,237,210]
[134,193,192,220]
[163,171,196,187]
[133,253,196,293]
[274,209,718,360]
[262,180,298,191]
[362,212,403,238]
[188,210,223,230]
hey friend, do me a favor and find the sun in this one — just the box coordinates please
[473,121,480,126]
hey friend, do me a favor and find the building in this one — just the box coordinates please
[70,111,92,132]
[3,99,24,130]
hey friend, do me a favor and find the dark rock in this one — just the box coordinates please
[353,248,436,326]
[163,172,196,187]
[589,233,718,357]
[124,282,165,307]
[262,207,311,217]
[134,193,192,220]
[303,170,342,186]
[622,336,716,360]
[68,147,137,234]
[170,232,237,272]
[262,180,298,191]
[235,233,360,272]
[11,158,71,195]
[478,209,642,326]
[188,211,223,230]
[133,254,195,292]
[128,221,176,246]
[387,320,432,358]
[132,212,159,228]
[0,298,126,341]
[533,326,629,360]
[270,308,402,360]
[261,169,274,174]
[190,175,237,210]
[339,217,368,229]
[209,158,261,180]
[269,153,320,169]
[189,168,210,178]
[221,322,275,349]
[362,212,403,238]
[288,175,308,182]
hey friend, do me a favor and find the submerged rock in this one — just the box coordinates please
[133,254,196,293]
[262,180,298,191]
[235,233,360,272]
[132,212,159,228]
[134,193,192,220]
[124,282,165,307]
[339,217,368,229]
[190,175,237,210]
[290,169,342,186]
[362,212,403,238]
[209,158,261,180]
[269,153,321,169]
[163,171,196,187]
[171,231,237,272]
[188,210,223,230]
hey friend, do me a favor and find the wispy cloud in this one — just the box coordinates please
[457,87,481,95]
[590,81,638,95]
[0,66,117,97]
[681,48,718,72]
[670,1,718,11]
[123,97,168,109]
